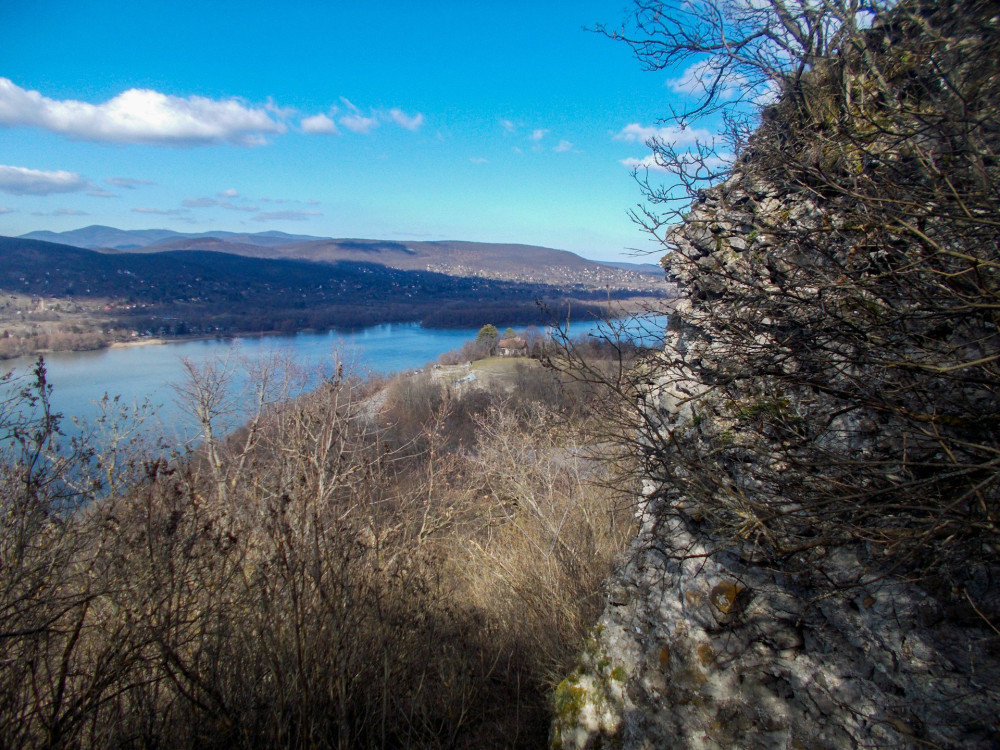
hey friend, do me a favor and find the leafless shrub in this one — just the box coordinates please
[584,0,1000,590]
[0,347,630,748]
[459,403,633,683]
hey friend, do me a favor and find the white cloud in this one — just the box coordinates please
[340,113,379,134]
[88,189,118,198]
[553,139,573,153]
[388,108,424,131]
[613,122,714,146]
[0,164,89,195]
[469,157,488,164]
[218,188,239,198]
[500,119,516,134]
[666,60,777,105]
[252,210,323,222]
[0,77,285,146]
[303,101,424,135]
[260,196,317,204]
[530,128,548,141]
[621,151,732,173]
[667,60,748,99]
[301,113,339,134]
[620,155,669,173]
[106,176,156,189]
[0,206,14,214]
[337,97,378,134]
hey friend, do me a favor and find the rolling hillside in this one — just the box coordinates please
[0,234,665,357]
[20,227,664,290]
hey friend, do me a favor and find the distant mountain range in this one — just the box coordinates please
[19,226,324,250]
[19,226,664,287]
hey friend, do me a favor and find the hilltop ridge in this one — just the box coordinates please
[0,233,667,359]
[20,226,665,289]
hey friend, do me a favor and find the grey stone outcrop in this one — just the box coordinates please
[552,484,1000,749]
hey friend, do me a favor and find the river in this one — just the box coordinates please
[2,318,654,444]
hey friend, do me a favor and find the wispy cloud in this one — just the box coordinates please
[388,108,423,130]
[0,78,285,146]
[339,113,379,134]
[615,122,722,173]
[553,139,573,153]
[132,206,187,215]
[620,152,731,173]
[88,189,119,198]
[529,128,548,141]
[301,101,425,136]
[301,113,339,134]
[182,197,219,208]
[620,155,669,173]
[106,176,156,189]
[32,208,89,216]
[183,196,258,212]
[258,197,320,206]
[667,60,750,99]
[0,164,89,195]
[500,119,517,134]
[0,206,14,214]
[469,157,488,164]
[252,210,323,222]
[218,188,239,198]
[338,98,378,134]
[613,123,713,146]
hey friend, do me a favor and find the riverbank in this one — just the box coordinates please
[4,328,340,361]
[109,337,169,349]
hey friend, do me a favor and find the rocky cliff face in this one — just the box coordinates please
[550,163,1000,749]
[552,4,1000,741]
[551,487,1000,749]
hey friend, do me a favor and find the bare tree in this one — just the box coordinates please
[0,361,154,747]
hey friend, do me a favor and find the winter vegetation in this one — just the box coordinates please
[3,0,999,746]
[0,335,639,748]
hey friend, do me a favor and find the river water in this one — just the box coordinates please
[3,319,650,443]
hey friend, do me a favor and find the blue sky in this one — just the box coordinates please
[0,1,708,262]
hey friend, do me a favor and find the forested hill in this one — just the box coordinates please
[19,226,663,290]
[0,235,658,345]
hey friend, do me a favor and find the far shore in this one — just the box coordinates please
[109,337,170,349]
[2,303,672,362]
